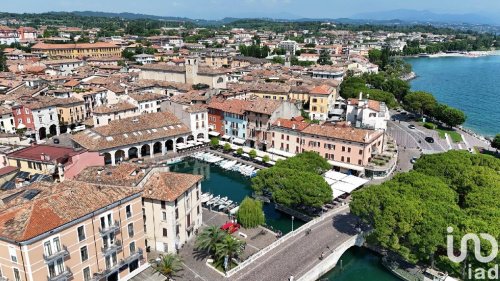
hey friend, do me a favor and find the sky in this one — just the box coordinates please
[1,0,499,20]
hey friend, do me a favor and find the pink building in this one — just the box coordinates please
[270,119,385,175]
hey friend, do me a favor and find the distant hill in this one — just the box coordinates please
[351,9,499,25]
[71,11,193,22]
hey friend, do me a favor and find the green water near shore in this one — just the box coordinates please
[319,247,399,281]
[169,158,304,234]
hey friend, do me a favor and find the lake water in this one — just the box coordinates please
[406,55,500,137]
[168,158,304,234]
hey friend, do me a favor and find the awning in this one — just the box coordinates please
[327,160,365,172]
[221,135,231,140]
[209,131,220,137]
[202,138,211,143]
[267,148,296,158]
[232,138,246,145]
[324,170,369,197]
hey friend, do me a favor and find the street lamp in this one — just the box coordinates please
[291,216,294,232]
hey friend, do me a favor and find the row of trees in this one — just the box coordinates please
[350,151,500,278]
[403,91,466,128]
[339,75,400,108]
[402,35,498,55]
[251,152,332,208]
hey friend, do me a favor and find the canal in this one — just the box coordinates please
[169,158,304,234]
[170,158,398,281]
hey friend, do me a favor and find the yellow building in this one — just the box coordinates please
[56,97,86,127]
[309,85,336,120]
[32,42,121,59]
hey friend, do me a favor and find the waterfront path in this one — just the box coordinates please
[230,206,359,281]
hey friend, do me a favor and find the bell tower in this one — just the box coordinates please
[185,56,199,85]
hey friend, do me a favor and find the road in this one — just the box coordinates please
[231,207,360,281]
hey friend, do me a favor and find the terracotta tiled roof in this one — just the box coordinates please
[138,64,227,75]
[0,181,140,241]
[310,84,333,95]
[347,98,381,112]
[243,97,282,115]
[143,172,202,202]
[32,42,119,50]
[301,123,383,143]
[207,99,250,115]
[75,163,148,187]
[272,118,309,131]
[71,112,191,151]
[7,144,84,163]
[93,101,137,114]
[128,92,167,103]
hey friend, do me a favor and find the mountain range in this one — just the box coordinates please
[66,10,499,27]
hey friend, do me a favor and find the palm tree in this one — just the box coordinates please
[155,253,183,279]
[214,235,245,270]
[195,226,226,253]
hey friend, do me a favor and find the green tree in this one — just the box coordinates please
[317,49,332,65]
[274,151,331,174]
[262,155,270,163]
[237,197,265,228]
[223,143,232,152]
[368,49,382,65]
[155,253,183,278]
[236,148,244,155]
[439,106,467,128]
[492,134,500,152]
[121,49,135,60]
[252,167,332,207]
[195,226,226,253]
[214,235,245,271]
[249,149,257,159]
[403,91,437,115]
[210,137,220,149]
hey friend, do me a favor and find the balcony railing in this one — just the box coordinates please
[122,248,143,265]
[43,246,69,263]
[101,240,122,255]
[47,267,72,281]
[90,261,121,281]
[99,220,120,236]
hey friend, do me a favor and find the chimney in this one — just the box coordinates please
[292,124,296,130]
[277,121,281,126]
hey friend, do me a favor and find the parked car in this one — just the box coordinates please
[221,222,241,234]
[408,124,416,129]
[53,138,60,144]
[410,157,418,164]
[425,137,435,143]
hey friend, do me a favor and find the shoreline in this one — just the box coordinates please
[406,61,495,145]
[399,50,500,59]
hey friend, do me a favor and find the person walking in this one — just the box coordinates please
[289,275,294,281]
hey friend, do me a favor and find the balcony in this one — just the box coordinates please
[122,248,143,265]
[43,246,69,263]
[101,240,122,255]
[99,220,120,236]
[47,267,72,281]
[90,261,122,281]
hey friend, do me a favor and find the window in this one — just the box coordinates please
[48,258,64,278]
[163,228,168,237]
[342,146,345,152]
[359,149,363,155]
[105,252,118,270]
[129,241,136,254]
[348,147,351,153]
[197,205,200,215]
[80,246,88,262]
[162,211,167,221]
[83,267,91,281]
[9,246,17,262]
[161,200,166,209]
[77,225,86,241]
[358,160,362,165]
[175,208,179,220]
[347,157,351,163]
[126,205,132,218]
[341,156,345,162]
[13,268,20,281]
[128,223,134,238]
